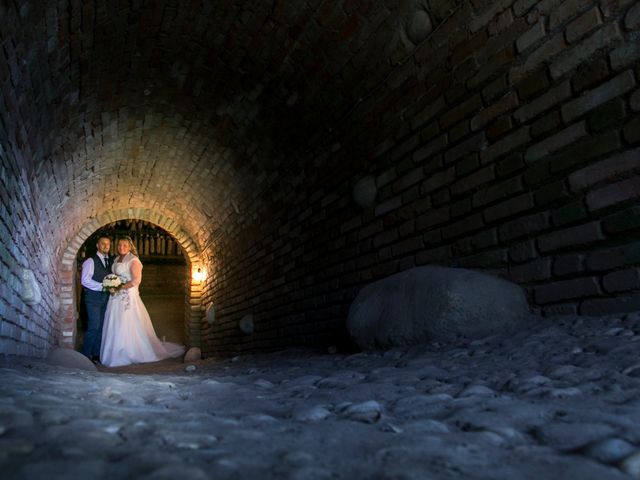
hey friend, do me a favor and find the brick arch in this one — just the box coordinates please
[58,208,204,352]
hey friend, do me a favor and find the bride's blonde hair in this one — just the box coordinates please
[118,235,139,257]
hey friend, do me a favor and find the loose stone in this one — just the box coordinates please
[586,438,636,464]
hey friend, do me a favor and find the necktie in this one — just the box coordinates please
[104,256,109,269]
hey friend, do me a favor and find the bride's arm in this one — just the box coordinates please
[123,259,142,289]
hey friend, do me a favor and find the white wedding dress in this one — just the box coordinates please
[100,253,185,367]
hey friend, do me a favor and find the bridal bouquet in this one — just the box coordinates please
[102,274,124,294]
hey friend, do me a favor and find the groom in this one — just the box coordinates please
[80,235,113,363]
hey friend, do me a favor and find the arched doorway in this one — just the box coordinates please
[74,220,188,351]
[58,209,206,352]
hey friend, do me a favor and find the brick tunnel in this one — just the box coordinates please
[1,1,640,478]
[2,0,639,359]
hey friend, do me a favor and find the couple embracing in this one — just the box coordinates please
[81,235,184,367]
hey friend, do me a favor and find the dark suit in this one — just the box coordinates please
[81,254,112,359]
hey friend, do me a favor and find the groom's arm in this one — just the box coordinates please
[80,258,103,291]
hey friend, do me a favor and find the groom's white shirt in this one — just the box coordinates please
[81,255,110,292]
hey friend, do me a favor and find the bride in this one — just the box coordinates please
[100,236,185,367]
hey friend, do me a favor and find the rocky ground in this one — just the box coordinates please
[2,313,640,479]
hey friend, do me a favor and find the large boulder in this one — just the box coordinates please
[346,266,531,349]
[46,348,97,371]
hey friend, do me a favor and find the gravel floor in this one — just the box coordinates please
[2,313,640,479]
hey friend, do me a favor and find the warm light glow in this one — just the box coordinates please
[192,267,206,283]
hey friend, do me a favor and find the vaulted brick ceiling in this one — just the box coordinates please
[1,0,455,257]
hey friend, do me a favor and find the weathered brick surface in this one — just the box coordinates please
[600,0,638,18]
[413,134,448,163]
[602,206,640,234]
[441,95,484,129]
[609,43,640,70]
[516,68,550,100]
[580,295,640,316]
[442,212,485,240]
[516,20,546,53]
[450,121,470,143]
[534,180,573,207]
[497,154,525,177]
[549,0,593,30]
[445,133,487,164]
[531,110,562,138]
[486,115,514,140]
[566,7,603,44]
[470,91,519,130]
[508,257,552,283]
[513,0,537,17]
[411,97,447,131]
[550,23,623,79]
[509,239,537,263]
[484,192,534,223]
[451,197,473,219]
[480,127,531,164]
[561,70,636,123]
[549,131,623,174]
[537,222,604,253]
[473,175,524,207]
[421,167,455,195]
[551,201,588,226]
[626,1,640,29]
[416,206,450,230]
[525,122,588,163]
[586,176,640,211]
[603,268,640,293]
[515,81,572,123]
[569,147,640,192]
[509,34,566,83]
[624,116,640,143]
[452,229,498,255]
[458,248,508,268]
[588,98,627,132]
[587,243,640,270]
[631,90,640,111]
[499,212,550,241]
[470,0,513,33]
[456,154,480,177]
[451,165,495,196]
[553,253,585,276]
[572,58,611,93]
[482,74,510,103]
[534,277,600,304]
[519,162,549,187]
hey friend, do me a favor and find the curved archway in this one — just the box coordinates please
[57,208,205,352]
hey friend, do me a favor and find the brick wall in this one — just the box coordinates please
[138,263,187,344]
[0,146,57,357]
[138,263,187,296]
[201,0,640,356]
